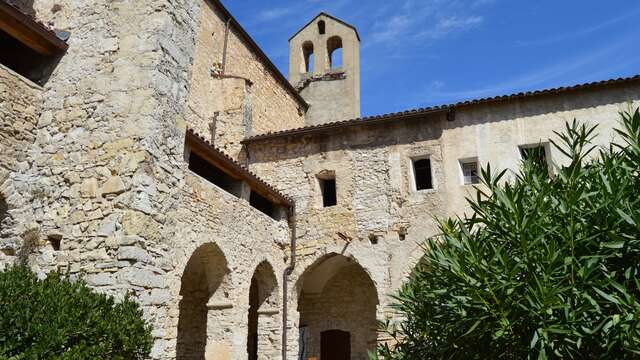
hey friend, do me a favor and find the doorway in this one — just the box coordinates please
[321,330,351,360]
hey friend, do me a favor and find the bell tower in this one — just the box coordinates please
[289,13,361,126]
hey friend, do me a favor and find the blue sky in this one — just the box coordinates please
[225,0,640,117]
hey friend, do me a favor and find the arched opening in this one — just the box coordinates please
[246,261,279,360]
[177,243,231,360]
[297,254,379,359]
[318,20,326,35]
[302,41,314,73]
[327,36,343,69]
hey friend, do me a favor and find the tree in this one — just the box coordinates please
[0,266,153,359]
[376,109,640,359]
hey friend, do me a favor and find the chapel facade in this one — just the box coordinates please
[0,1,639,359]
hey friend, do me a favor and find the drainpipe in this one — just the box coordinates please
[222,18,231,74]
[282,203,297,360]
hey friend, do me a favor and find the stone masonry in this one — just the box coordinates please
[1,1,639,360]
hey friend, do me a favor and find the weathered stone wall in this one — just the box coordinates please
[245,82,640,358]
[0,0,293,359]
[162,172,288,359]
[0,65,42,262]
[185,1,305,160]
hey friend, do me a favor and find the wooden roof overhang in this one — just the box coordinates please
[0,2,68,56]
[186,129,292,207]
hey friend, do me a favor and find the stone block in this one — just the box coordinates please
[118,246,152,263]
[101,176,126,196]
[80,178,99,198]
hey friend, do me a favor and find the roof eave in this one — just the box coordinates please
[0,1,68,56]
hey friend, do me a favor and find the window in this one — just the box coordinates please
[188,151,242,197]
[519,144,550,174]
[319,177,337,207]
[318,20,326,35]
[302,41,314,73]
[412,158,433,191]
[460,159,479,185]
[327,36,343,69]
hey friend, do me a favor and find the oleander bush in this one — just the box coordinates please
[0,266,152,359]
[376,109,640,359]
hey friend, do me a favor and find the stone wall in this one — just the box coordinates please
[0,0,294,359]
[0,65,42,262]
[185,1,305,160]
[299,264,378,359]
[245,81,640,358]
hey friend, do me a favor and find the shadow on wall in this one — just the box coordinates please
[6,0,35,16]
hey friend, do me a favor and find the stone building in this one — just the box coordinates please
[0,1,638,359]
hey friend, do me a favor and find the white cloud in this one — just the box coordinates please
[366,0,492,46]
[371,15,412,43]
[418,15,484,39]
[256,8,294,23]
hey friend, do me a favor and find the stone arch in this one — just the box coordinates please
[177,243,232,360]
[297,253,379,360]
[247,261,280,360]
[327,35,343,69]
[301,41,314,73]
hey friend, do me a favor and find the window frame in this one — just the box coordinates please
[459,158,480,186]
[518,142,552,175]
[410,156,435,192]
[319,177,337,208]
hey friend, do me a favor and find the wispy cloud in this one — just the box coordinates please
[417,15,484,39]
[367,0,493,47]
[255,8,294,23]
[370,15,412,43]
[416,34,638,105]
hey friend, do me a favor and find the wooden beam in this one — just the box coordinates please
[0,2,67,56]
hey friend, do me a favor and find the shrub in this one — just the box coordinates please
[376,109,640,359]
[0,266,153,359]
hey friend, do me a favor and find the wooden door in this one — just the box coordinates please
[321,330,350,360]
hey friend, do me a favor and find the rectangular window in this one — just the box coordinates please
[519,144,549,174]
[460,160,479,185]
[412,158,433,191]
[188,151,242,197]
[320,178,337,207]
